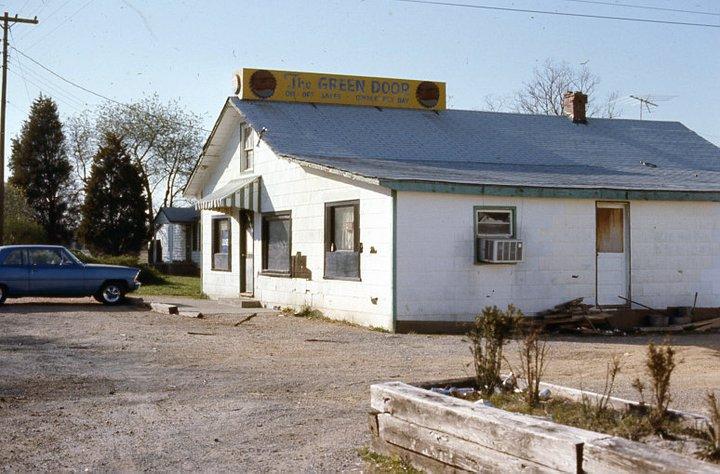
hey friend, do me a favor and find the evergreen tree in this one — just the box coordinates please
[78,133,148,255]
[9,95,78,243]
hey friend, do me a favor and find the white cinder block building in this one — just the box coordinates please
[184,74,720,332]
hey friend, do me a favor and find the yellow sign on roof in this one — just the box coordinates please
[236,68,445,111]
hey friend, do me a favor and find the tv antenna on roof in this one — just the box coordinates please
[628,95,677,120]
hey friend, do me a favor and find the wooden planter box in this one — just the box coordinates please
[369,380,718,473]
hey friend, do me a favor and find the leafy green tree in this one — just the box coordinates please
[67,94,203,237]
[3,183,46,244]
[78,133,148,255]
[9,95,78,243]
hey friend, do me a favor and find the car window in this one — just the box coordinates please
[60,249,80,265]
[29,249,64,266]
[2,250,25,266]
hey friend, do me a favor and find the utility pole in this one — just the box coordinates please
[0,12,38,245]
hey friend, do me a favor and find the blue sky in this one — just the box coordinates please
[2,0,719,169]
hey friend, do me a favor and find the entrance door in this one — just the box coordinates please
[595,202,630,306]
[240,211,254,295]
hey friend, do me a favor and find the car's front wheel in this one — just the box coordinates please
[97,282,125,305]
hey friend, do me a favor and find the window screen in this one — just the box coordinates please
[212,218,231,271]
[476,209,513,237]
[325,201,360,279]
[262,214,291,273]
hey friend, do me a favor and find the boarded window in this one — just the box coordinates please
[262,213,291,274]
[212,218,231,271]
[476,209,514,238]
[596,207,624,253]
[325,201,360,280]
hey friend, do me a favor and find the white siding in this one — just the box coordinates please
[200,119,394,330]
[395,192,720,321]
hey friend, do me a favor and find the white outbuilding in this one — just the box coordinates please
[184,69,720,332]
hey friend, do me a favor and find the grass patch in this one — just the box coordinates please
[136,275,205,299]
[358,447,422,473]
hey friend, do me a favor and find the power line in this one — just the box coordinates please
[561,0,720,17]
[25,0,92,51]
[10,46,212,133]
[391,0,720,28]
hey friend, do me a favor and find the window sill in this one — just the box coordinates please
[211,267,232,272]
[323,276,362,282]
[260,271,291,278]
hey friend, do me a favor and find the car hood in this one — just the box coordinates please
[84,264,140,273]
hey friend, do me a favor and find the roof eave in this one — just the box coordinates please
[379,179,720,202]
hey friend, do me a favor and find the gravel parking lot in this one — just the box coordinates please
[1,299,719,472]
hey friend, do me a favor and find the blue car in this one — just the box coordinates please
[0,245,141,305]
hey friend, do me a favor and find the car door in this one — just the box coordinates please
[0,249,30,296]
[27,248,86,296]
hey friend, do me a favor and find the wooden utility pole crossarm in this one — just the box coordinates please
[0,12,38,245]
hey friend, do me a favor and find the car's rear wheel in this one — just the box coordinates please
[97,282,125,305]
[0,285,7,304]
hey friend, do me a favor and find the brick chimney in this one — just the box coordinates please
[563,91,587,123]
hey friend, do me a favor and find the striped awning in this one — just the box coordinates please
[196,175,260,211]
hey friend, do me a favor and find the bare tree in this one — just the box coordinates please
[488,59,620,119]
[67,94,204,237]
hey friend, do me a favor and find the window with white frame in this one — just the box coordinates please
[241,124,254,171]
[475,207,515,238]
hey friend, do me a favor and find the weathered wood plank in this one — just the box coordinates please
[583,436,720,474]
[371,382,604,472]
[378,413,561,473]
[371,435,467,473]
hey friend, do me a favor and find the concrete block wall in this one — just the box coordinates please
[395,192,597,321]
[395,192,720,322]
[200,116,394,330]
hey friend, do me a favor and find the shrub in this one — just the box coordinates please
[71,250,166,285]
[645,342,676,433]
[582,355,622,420]
[517,328,549,407]
[469,305,520,396]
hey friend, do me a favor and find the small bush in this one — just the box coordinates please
[517,328,549,407]
[469,305,520,396]
[294,304,324,319]
[582,355,622,422]
[71,250,166,285]
[645,342,676,433]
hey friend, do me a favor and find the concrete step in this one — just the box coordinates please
[240,300,263,308]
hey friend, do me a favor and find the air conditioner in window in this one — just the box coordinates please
[477,239,524,264]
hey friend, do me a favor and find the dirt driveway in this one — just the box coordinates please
[1,299,719,472]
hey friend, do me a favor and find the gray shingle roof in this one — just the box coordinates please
[156,207,199,224]
[230,96,720,193]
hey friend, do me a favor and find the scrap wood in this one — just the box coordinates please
[234,312,258,326]
[187,331,216,336]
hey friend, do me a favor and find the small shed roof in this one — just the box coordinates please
[155,207,199,224]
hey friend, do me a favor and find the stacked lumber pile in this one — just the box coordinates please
[527,298,613,334]
[638,316,720,334]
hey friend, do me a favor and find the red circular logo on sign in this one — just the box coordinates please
[250,70,277,99]
[416,81,440,108]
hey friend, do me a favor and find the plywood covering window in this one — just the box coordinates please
[596,207,624,253]
[261,212,291,275]
[212,217,231,271]
[324,200,360,280]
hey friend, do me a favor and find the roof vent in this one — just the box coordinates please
[563,91,588,124]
